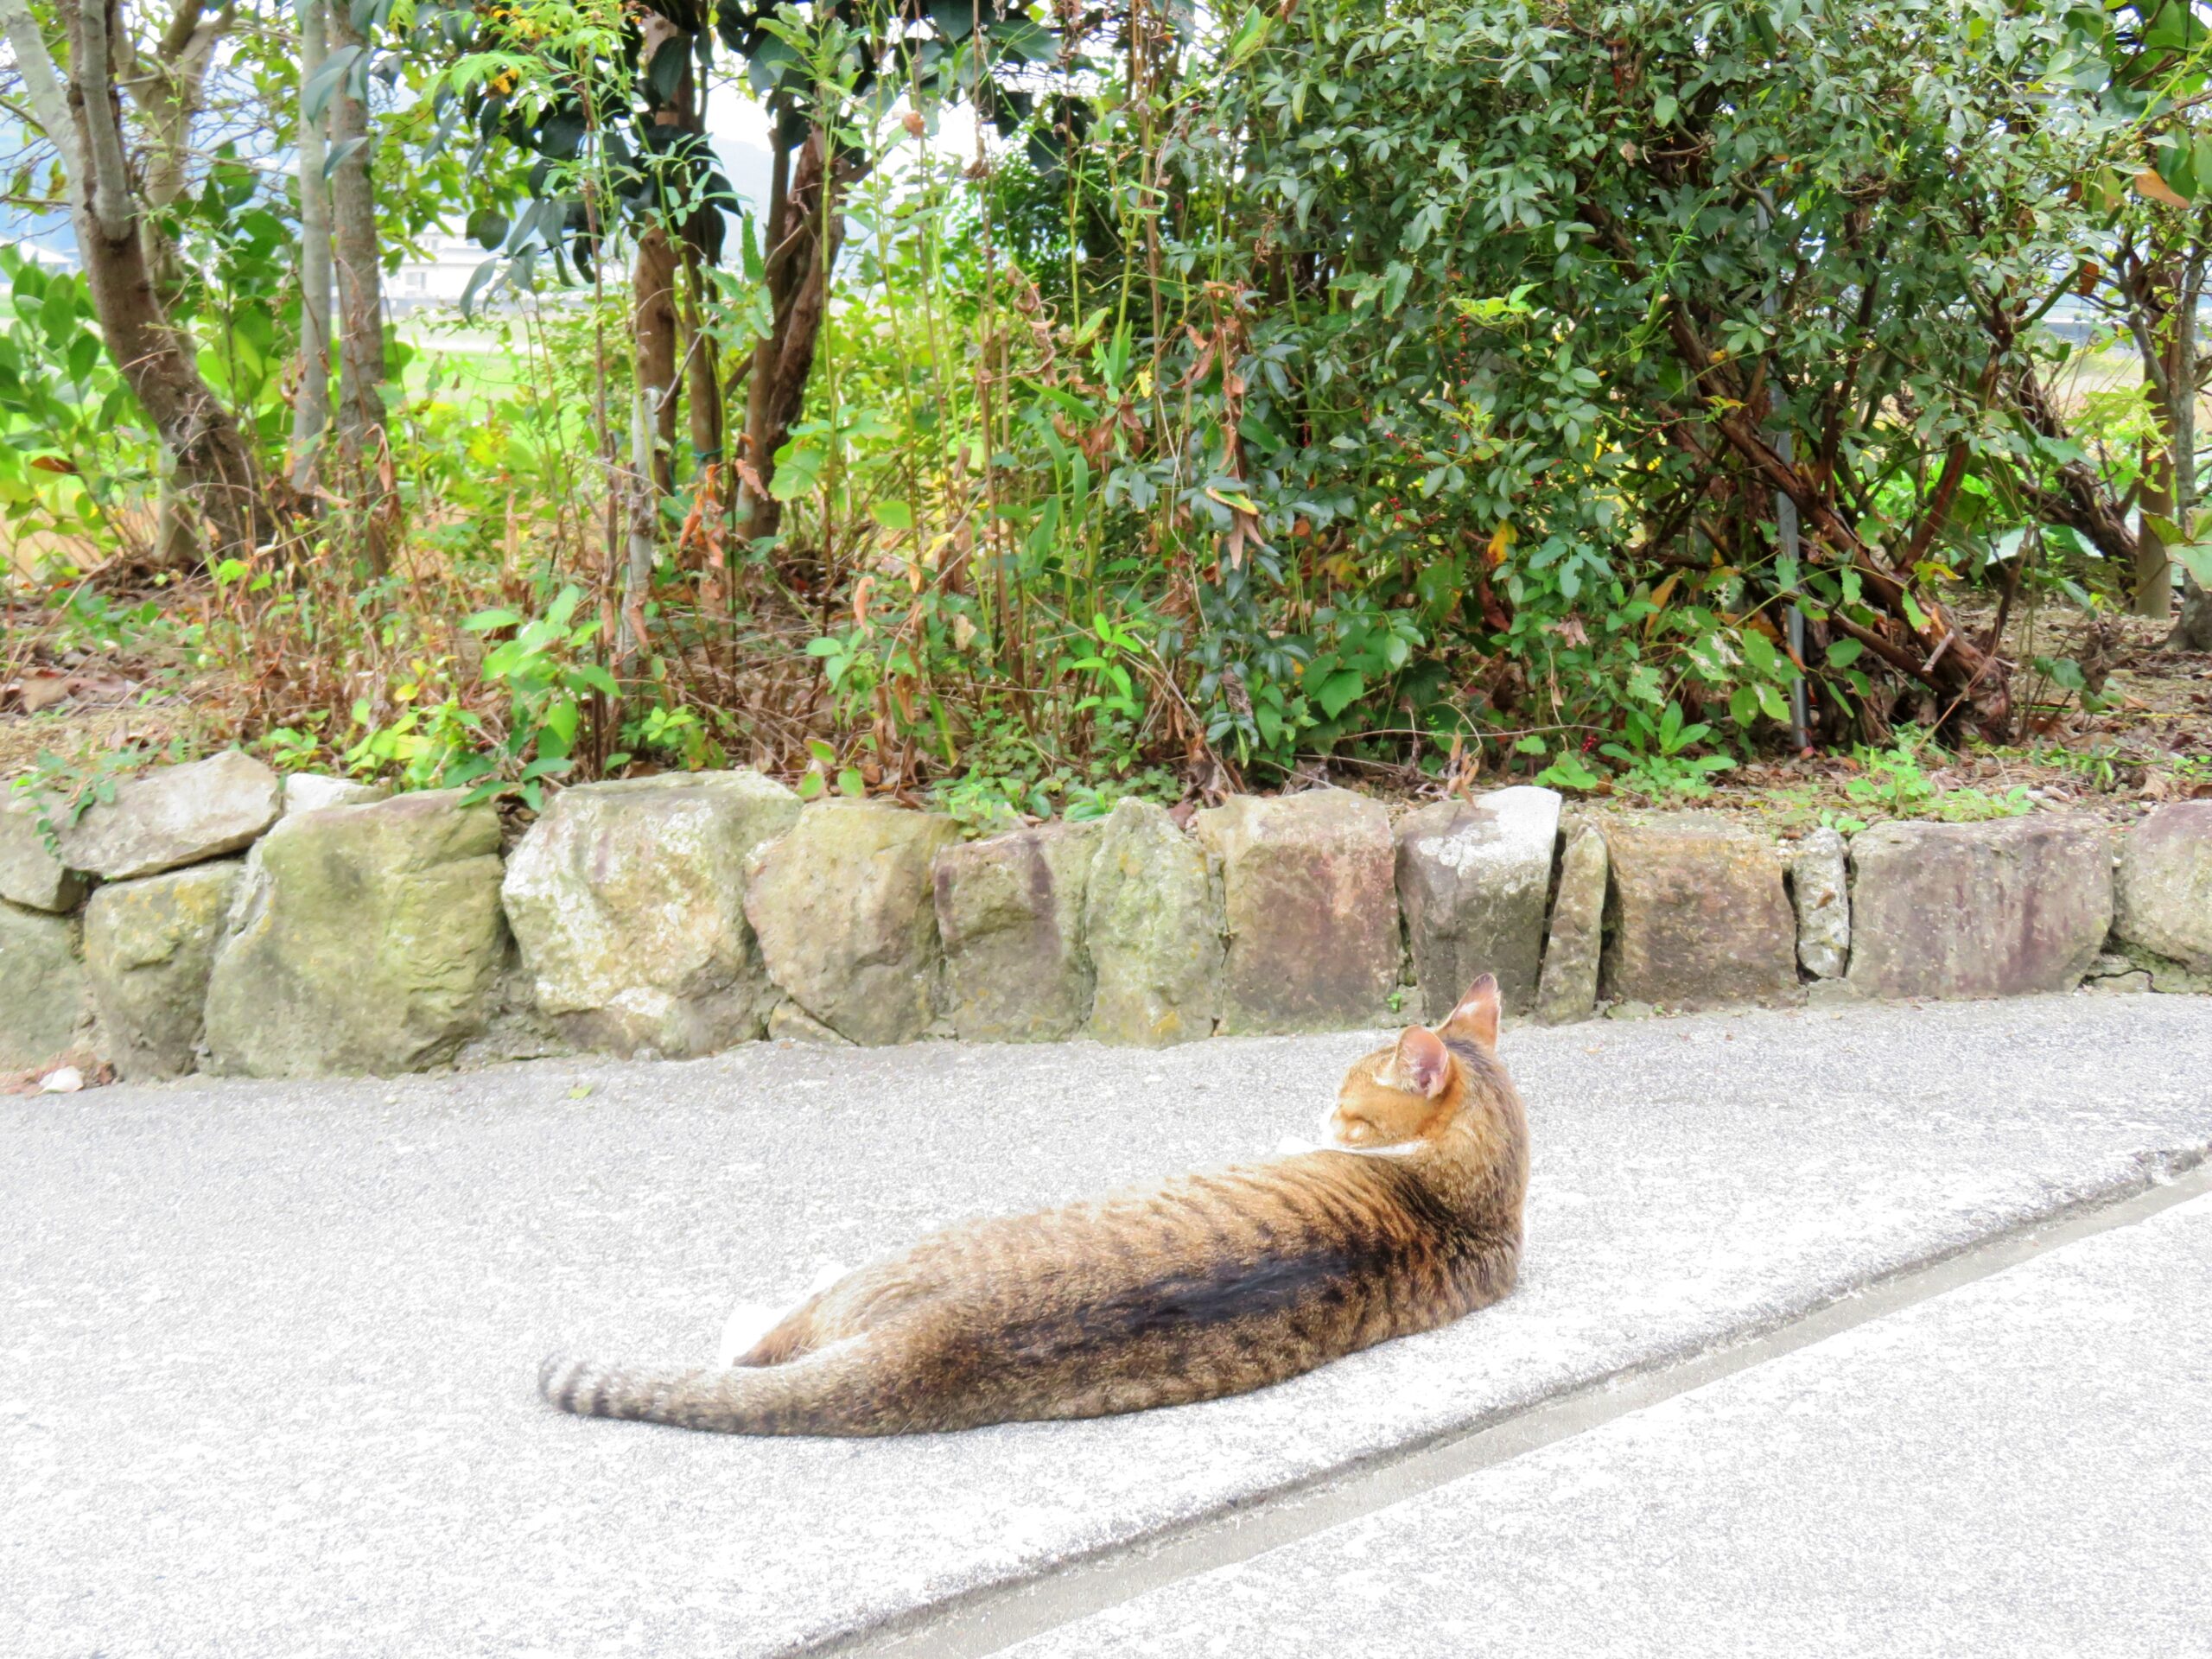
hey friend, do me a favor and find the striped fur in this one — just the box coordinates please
[540,975,1529,1436]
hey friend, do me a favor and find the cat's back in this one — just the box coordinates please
[847,1152,1483,1358]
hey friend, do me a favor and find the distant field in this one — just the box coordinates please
[395,322,531,403]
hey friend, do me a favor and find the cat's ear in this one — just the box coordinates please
[1394,1026,1452,1098]
[1438,973,1501,1049]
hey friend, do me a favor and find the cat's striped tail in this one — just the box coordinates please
[538,1341,897,1437]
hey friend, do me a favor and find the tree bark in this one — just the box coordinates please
[16,0,274,558]
[130,0,226,288]
[129,0,230,563]
[328,0,391,573]
[741,124,843,548]
[632,225,680,496]
[2179,572,2212,647]
[629,8,704,515]
[290,0,334,493]
[683,244,721,469]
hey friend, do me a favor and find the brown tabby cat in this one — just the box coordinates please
[538,973,1529,1436]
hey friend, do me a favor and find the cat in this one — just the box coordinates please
[538,973,1529,1436]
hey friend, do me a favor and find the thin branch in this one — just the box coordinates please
[0,0,83,177]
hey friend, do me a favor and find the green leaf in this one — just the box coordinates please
[1314,670,1364,720]
[462,607,522,632]
[837,767,866,798]
[467,207,510,251]
[322,137,368,181]
[1224,4,1274,67]
[797,771,824,800]
[541,697,580,751]
[1535,751,1603,791]
[1826,638,1865,669]
[646,35,689,105]
[2172,543,2212,586]
[458,257,504,323]
[871,499,914,531]
[1729,685,1760,728]
[302,45,364,125]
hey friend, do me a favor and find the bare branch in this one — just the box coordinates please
[0,0,84,178]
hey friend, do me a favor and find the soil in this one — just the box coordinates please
[5,579,2209,827]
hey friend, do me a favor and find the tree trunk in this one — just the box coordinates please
[24,0,272,558]
[630,8,705,513]
[683,244,721,470]
[328,0,390,574]
[632,226,680,496]
[131,0,229,564]
[741,124,843,548]
[2139,420,2176,623]
[290,0,334,493]
[2179,573,2212,647]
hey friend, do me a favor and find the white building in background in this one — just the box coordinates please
[385,232,493,315]
[0,236,77,271]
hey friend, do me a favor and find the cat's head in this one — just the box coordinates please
[1325,974,1517,1153]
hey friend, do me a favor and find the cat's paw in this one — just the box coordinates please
[716,1301,781,1369]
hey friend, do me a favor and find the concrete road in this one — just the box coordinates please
[3,995,2210,1658]
[1014,1189,2212,1659]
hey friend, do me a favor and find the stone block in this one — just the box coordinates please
[202,790,509,1076]
[1599,813,1798,1010]
[2114,803,2212,973]
[83,861,243,1079]
[1395,786,1561,1020]
[767,1002,853,1046]
[1787,827,1851,980]
[281,773,389,814]
[1084,799,1223,1046]
[1847,817,2113,1001]
[1193,788,1399,1034]
[57,752,281,880]
[1534,821,1608,1026]
[743,800,962,1047]
[502,770,800,1057]
[0,797,86,912]
[933,820,1103,1042]
[0,901,88,1070]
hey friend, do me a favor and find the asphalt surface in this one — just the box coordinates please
[4,995,2210,1658]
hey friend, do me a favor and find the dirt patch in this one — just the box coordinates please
[5,574,2208,828]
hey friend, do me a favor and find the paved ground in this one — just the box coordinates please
[1014,1189,2212,1659]
[3,995,2210,1658]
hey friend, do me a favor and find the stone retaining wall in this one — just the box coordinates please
[3,756,2207,1080]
